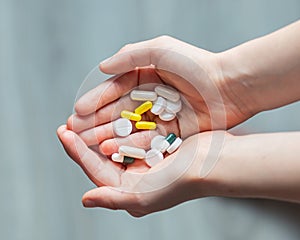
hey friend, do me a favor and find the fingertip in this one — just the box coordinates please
[57,124,67,136]
[99,140,118,155]
[67,115,74,130]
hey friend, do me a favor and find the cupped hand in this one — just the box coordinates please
[57,124,229,217]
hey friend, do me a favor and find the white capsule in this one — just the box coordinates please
[151,97,166,115]
[130,90,157,101]
[113,118,132,137]
[165,99,182,114]
[159,111,176,121]
[151,135,170,153]
[154,85,180,102]
[119,145,146,159]
[111,153,124,163]
[167,137,182,154]
[145,149,164,167]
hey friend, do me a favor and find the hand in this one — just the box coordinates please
[57,125,229,217]
[68,36,256,138]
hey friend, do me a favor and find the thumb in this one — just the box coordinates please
[99,36,188,75]
[82,186,140,211]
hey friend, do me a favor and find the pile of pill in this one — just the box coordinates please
[111,85,183,167]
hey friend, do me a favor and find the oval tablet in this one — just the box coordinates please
[130,90,157,101]
[165,99,182,114]
[135,121,156,130]
[113,118,132,137]
[134,101,152,115]
[119,145,146,159]
[121,110,141,121]
[154,85,180,102]
[159,111,176,121]
[151,97,166,115]
[151,135,170,153]
[145,149,164,167]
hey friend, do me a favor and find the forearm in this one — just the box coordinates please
[206,132,300,203]
[220,20,300,114]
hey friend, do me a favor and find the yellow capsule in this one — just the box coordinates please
[134,101,153,115]
[135,121,156,130]
[121,110,142,121]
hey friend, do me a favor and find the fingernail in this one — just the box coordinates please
[100,56,112,65]
[83,200,96,207]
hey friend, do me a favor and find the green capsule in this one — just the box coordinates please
[123,156,135,164]
[165,133,177,145]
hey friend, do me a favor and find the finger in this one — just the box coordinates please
[99,130,158,155]
[100,36,190,75]
[75,70,138,116]
[82,186,140,211]
[78,121,114,146]
[68,95,140,133]
[57,125,123,186]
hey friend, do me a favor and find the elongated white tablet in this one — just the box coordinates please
[145,149,164,167]
[151,96,166,115]
[111,153,124,163]
[130,90,157,101]
[119,145,146,159]
[151,135,170,153]
[154,85,180,102]
[159,111,176,121]
[167,137,182,154]
[165,99,182,114]
[113,118,132,137]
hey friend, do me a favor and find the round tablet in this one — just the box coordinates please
[151,135,170,153]
[159,111,176,121]
[113,118,132,137]
[151,97,166,115]
[145,149,164,167]
[165,99,182,114]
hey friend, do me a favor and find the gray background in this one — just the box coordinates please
[1,0,300,239]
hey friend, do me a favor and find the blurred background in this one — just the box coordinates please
[1,0,300,239]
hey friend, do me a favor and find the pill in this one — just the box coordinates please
[134,101,153,115]
[151,97,166,115]
[130,90,157,101]
[113,118,132,137]
[119,145,146,159]
[111,153,135,164]
[165,133,177,145]
[159,111,176,121]
[145,149,164,167]
[135,121,156,130]
[151,135,170,153]
[167,137,182,154]
[154,85,180,102]
[121,110,142,121]
[165,99,182,114]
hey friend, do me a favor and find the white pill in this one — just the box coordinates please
[111,153,124,163]
[113,118,132,137]
[151,135,170,153]
[154,85,180,102]
[145,149,164,167]
[151,97,166,115]
[167,137,182,154]
[159,111,176,121]
[166,99,182,114]
[119,145,146,159]
[130,90,157,101]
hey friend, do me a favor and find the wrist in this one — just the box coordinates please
[216,50,263,118]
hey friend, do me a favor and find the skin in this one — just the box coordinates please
[57,20,300,217]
